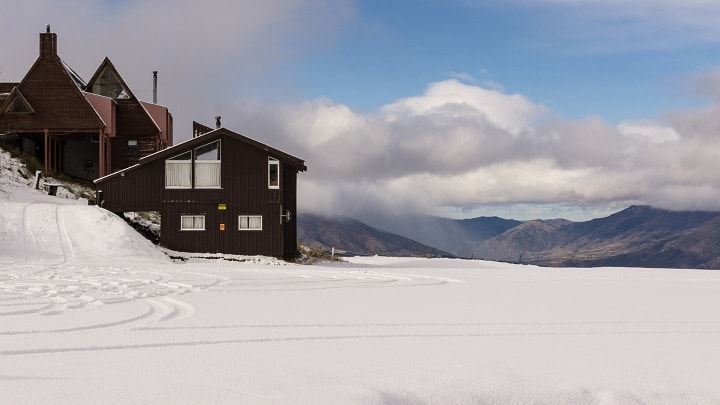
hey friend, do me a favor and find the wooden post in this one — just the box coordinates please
[98,130,105,178]
[43,129,49,174]
[106,134,112,175]
[53,136,59,172]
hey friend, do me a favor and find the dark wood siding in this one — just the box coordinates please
[116,99,160,139]
[96,129,304,259]
[159,135,289,257]
[96,158,165,212]
[110,135,157,172]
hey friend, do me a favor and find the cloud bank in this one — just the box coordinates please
[222,78,720,219]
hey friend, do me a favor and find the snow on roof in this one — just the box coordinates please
[60,57,87,90]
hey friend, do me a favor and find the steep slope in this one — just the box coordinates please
[298,213,452,257]
[475,219,572,261]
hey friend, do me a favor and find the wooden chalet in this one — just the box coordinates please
[0,27,172,180]
[94,123,307,260]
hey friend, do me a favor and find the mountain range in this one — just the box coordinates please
[298,206,720,269]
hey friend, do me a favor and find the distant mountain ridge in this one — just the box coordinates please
[477,205,720,269]
[298,206,720,269]
[362,214,522,257]
[297,213,451,257]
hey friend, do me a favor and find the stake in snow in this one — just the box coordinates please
[2,148,720,404]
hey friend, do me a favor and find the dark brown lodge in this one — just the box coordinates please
[0,27,172,180]
[94,123,307,260]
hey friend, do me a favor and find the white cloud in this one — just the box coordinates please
[618,121,680,144]
[381,79,546,135]
[221,78,720,219]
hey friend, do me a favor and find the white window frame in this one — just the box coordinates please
[194,140,221,189]
[268,157,280,189]
[238,215,263,231]
[194,160,221,189]
[180,215,205,231]
[165,151,192,189]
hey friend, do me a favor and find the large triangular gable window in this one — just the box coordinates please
[91,66,131,99]
[2,89,34,114]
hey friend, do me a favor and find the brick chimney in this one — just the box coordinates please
[40,25,57,58]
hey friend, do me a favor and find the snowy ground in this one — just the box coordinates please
[2,149,720,404]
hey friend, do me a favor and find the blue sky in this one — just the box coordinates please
[3,0,720,221]
[288,1,720,122]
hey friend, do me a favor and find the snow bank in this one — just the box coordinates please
[0,201,168,265]
[0,148,167,265]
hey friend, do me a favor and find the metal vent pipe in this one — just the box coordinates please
[152,71,158,104]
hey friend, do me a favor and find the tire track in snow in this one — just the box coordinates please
[19,203,65,265]
[136,320,720,331]
[175,271,232,290]
[5,328,720,356]
[149,296,196,323]
[200,270,450,293]
[55,205,75,264]
[21,202,35,262]
[0,300,156,336]
[0,303,54,316]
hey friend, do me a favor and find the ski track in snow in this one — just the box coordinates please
[0,262,456,343]
[4,261,720,359]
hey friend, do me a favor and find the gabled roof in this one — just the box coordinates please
[0,43,105,130]
[86,58,135,100]
[95,127,306,184]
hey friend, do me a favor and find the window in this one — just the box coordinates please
[165,151,192,188]
[194,141,221,188]
[268,157,279,189]
[164,141,221,189]
[91,66,131,99]
[238,215,262,231]
[128,140,138,155]
[181,215,205,231]
[3,90,34,114]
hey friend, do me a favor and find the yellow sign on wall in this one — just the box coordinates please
[218,204,227,210]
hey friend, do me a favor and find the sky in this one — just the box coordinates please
[2,0,720,221]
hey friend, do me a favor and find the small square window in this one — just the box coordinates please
[181,215,205,231]
[239,215,262,231]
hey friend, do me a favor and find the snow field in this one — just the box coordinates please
[3,255,720,404]
[2,148,720,403]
